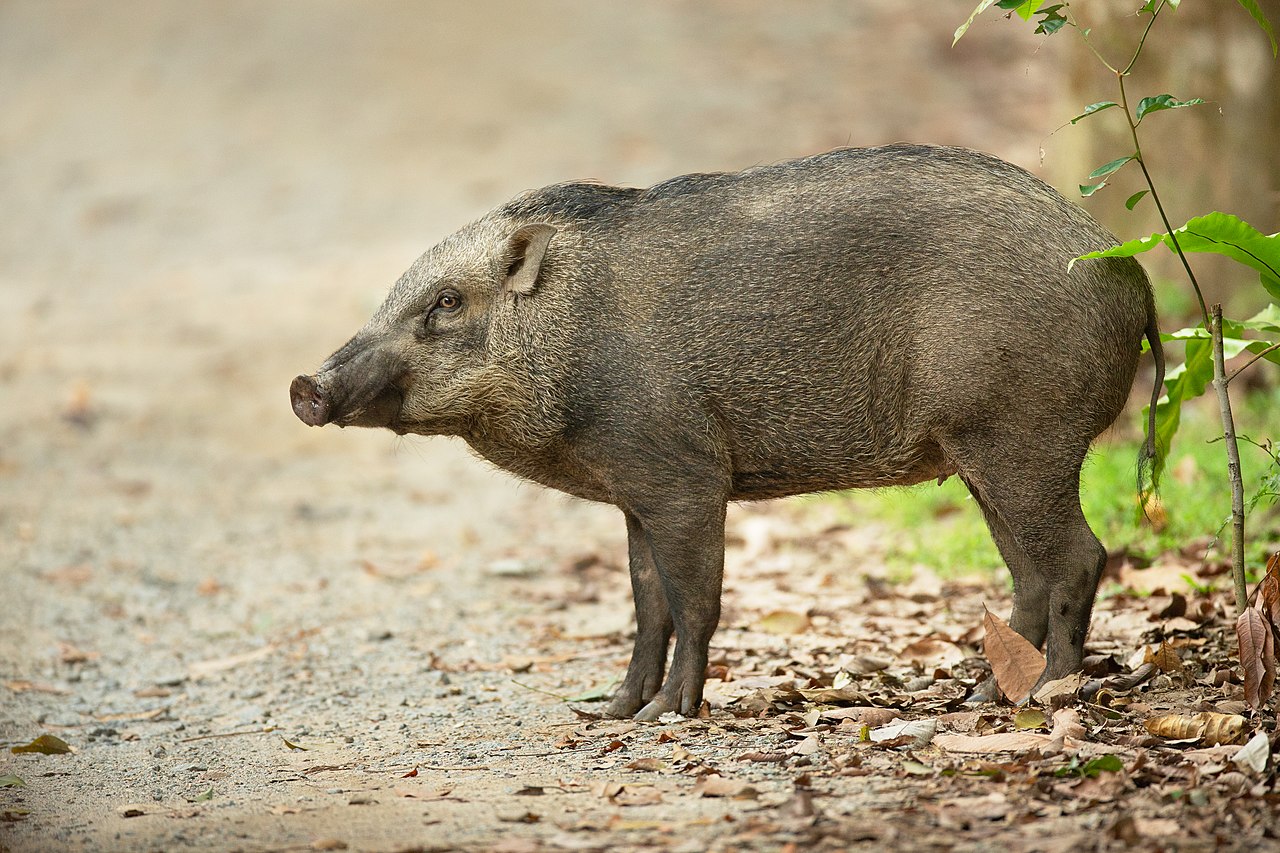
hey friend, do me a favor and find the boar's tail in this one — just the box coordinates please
[1138,310,1166,509]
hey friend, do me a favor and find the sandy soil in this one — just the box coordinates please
[3,3,1275,852]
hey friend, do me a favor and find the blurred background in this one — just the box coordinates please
[2,0,1278,688]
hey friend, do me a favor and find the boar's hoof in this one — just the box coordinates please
[633,697,675,722]
[604,694,644,719]
[290,375,330,427]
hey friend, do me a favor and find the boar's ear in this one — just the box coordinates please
[502,224,556,297]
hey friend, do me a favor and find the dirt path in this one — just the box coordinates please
[3,3,1275,851]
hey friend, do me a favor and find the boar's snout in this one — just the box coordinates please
[290,374,331,427]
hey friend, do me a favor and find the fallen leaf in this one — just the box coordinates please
[282,737,308,751]
[591,781,624,799]
[792,735,821,755]
[1144,712,1247,745]
[819,707,901,727]
[310,839,349,851]
[933,731,1059,754]
[1144,642,1185,675]
[616,785,663,806]
[1032,673,1085,705]
[868,719,937,746]
[757,609,811,635]
[624,758,666,772]
[983,606,1045,704]
[4,680,69,695]
[10,734,72,755]
[1237,608,1276,709]
[58,642,98,664]
[897,636,967,668]
[1013,709,1047,730]
[0,775,25,787]
[695,775,758,799]
[1231,730,1271,774]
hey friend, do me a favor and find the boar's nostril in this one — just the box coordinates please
[290,374,330,427]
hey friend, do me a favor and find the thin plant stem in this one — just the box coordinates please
[1122,0,1166,76]
[1117,74,1212,327]
[1211,306,1248,611]
[1227,342,1280,384]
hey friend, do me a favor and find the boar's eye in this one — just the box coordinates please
[435,291,461,313]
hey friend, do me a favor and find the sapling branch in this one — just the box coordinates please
[1226,342,1280,384]
[1211,305,1249,611]
[1117,74,1211,328]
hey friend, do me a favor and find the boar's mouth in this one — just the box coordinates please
[290,372,405,430]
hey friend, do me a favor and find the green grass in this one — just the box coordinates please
[818,387,1280,580]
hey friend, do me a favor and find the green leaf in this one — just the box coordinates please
[1076,213,1280,301]
[1236,0,1278,57]
[954,0,1002,45]
[1125,190,1149,210]
[1144,335,1213,494]
[1135,94,1205,122]
[1081,754,1125,776]
[1087,154,1136,180]
[1070,101,1118,124]
[1242,303,1280,334]
[0,774,26,788]
[1038,5,1068,34]
[1079,182,1108,197]
[10,734,72,755]
[996,0,1042,19]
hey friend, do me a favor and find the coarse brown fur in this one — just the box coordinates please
[292,144,1165,720]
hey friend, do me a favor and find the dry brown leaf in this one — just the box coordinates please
[896,636,967,668]
[1144,642,1185,675]
[615,786,663,806]
[695,775,757,799]
[795,686,881,706]
[819,706,901,727]
[1237,608,1275,709]
[591,780,624,799]
[1032,672,1085,704]
[1144,712,1247,745]
[1048,708,1086,743]
[4,680,69,695]
[1257,552,1280,622]
[933,731,1056,754]
[983,606,1045,704]
[1232,731,1271,774]
[58,642,98,664]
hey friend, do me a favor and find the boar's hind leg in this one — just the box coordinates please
[957,448,1106,693]
[605,513,675,718]
[626,496,727,722]
[964,481,1050,650]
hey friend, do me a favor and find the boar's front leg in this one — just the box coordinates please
[624,494,727,722]
[605,513,675,718]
